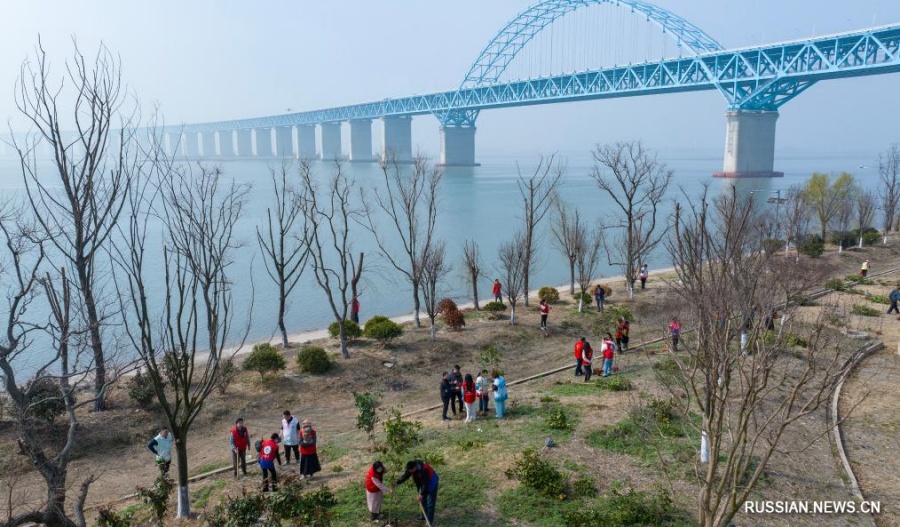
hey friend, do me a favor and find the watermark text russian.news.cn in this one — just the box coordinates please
[743,500,881,515]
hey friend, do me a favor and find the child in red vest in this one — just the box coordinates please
[299,420,321,479]
[258,433,282,492]
[539,300,550,330]
[602,334,616,377]
[365,461,391,522]
[582,340,594,382]
[230,417,250,478]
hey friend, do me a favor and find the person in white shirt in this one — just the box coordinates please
[281,410,301,464]
[146,426,172,475]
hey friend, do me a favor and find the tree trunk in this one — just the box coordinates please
[569,260,575,295]
[429,322,436,342]
[412,283,421,328]
[175,438,191,518]
[578,297,583,313]
[339,324,349,359]
[523,270,530,307]
[77,261,106,412]
[510,305,516,325]
[278,280,288,348]
[471,275,480,311]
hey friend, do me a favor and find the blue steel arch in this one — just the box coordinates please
[440,0,724,126]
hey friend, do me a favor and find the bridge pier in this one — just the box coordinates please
[714,110,783,178]
[275,126,294,158]
[381,116,413,163]
[349,119,374,162]
[185,132,201,158]
[219,131,234,156]
[320,122,343,161]
[297,125,316,160]
[202,132,216,157]
[237,129,253,156]
[255,128,273,157]
[439,125,478,167]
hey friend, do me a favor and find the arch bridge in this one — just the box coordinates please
[161,0,900,177]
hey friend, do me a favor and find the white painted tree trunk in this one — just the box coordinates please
[177,484,190,518]
[510,305,516,325]
[578,297,583,313]
[700,431,710,463]
[859,237,863,249]
[429,323,436,342]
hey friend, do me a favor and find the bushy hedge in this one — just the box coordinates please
[798,234,825,257]
[328,319,362,339]
[243,343,286,379]
[538,287,560,303]
[483,301,507,319]
[296,346,332,374]
[504,448,568,499]
[762,238,786,254]
[363,318,404,342]
[436,298,459,315]
[23,377,70,424]
[573,292,593,306]
[128,370,157,409]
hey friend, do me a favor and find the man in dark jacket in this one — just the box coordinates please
[888,286,900,314]
[395,460,439,525]
[450,365,464,416]
[439,372,454,421]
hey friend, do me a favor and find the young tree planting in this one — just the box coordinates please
[591,141,671,299]
[462,239,482,310]
[516,155,564,306]
[878,144,900,235]
[857,189,877,248]
[420,240,452,341]
[550,199,585,295]
[497,231,528,325]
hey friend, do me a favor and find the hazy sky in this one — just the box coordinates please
[3,0,900,157]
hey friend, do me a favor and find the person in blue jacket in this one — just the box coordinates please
[395,459,439,525]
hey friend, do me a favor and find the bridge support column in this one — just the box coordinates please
[381,116,413,163]
[714,110,783,178]
[218,131,234,156]
[439,125,478,167]
[255,128,273,157]
[320,122,343,161]
[185,132,201,158]
[349,119,374,162]
[297,125,316,160]
[275,126,294,158]
[202,132,216,157]
[165,133,178,156]
[237,129,253,156]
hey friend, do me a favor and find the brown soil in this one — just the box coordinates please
[3,242,900,526]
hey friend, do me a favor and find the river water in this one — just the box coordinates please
[0,147,881,375]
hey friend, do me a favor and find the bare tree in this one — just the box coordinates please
[833,198,855,251]
[665,188,853,527]
[13,39,136,411]
[878,144,900,235]
[420,241,452,341]
[550,199,583,295]
[115,155,249,518]
[461,240,482,310]
[516,155,564,306]
[362,154,442,328]
[782,184,812,258]
[575,231,603,312]
[301,161,362,358]
[856,189,877,248]
[496,231,528,325]
[257,164,310,348]
[0,205,103,527]
[591,141,671,299]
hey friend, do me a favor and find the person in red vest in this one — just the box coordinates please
[616,317,630,353]
[573,337,586,376]
[258,433,282,492]
[539,300,550,331]
[462,373,478,423]
[351,296,360,324]
[669,317,681,352]
[299,419,321,479]
[602,334,616,377]
[395,460,440,525]
[492,279,502,303]
[582,339,594,382]
[229,417,251,479]
[365,461,391,522]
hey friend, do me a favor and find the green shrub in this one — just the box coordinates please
[137,474,174,526]
[23,377,69,424]
[243,343,286,379]
[798,234,824,257]
[128,370,157,410]
[571,477,597,499]
[862,230,881,245]
[383,407,422,456]
[296,346,332,374]
[205,491,266,527]
[762,238,786,254]
[328,319,361,339]
[353,391,380,440]
[505,448,568,499]
[95,506,133,527]
[595,376,632,391]
[545,405,574,430]
[442,309,466,331]
[866,293,890,305]
[206,477,336,527]
[216,357,238,394]
[538,287,560,303]
[851,304,880,317]
[572,292,593,306]
[483,301,506,313]
[436,298,459,315]
[824,278,848,292]
[477,345,503,371]
[563,487,688,527]
[828,230,856,247]
[363,319,404,342]
[786,333,808,348]
[846,274,873,285]
[364,316,391,332]
[789,294,817,306]
[419,449,446,467]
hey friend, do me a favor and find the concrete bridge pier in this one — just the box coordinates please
[185,132,201,158]
[381,116,413,163]
[275,126,294,158]
[714,110,783,178]
[255,128,273,157]
[202,131,216,157]
[219,131,234,156]
[165,133,178,156]
[320,122,343,161]
[236,129,253,156]
[439,125,478,166]
[349,119,374,162]
[297,125,316,160]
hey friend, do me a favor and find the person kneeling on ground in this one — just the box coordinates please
[257,433,282,492]
[365,461,391,522]
[395,460,439,525]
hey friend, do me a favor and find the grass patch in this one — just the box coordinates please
[865,293,891,305]
[550,382,598,397]
[851,304,880,317]
[496,485,582,527]
[191,480,225,509]
[595,375,633,391]
[189,461,230,477]
[318,442,350,461]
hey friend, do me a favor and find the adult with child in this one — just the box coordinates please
[462,373,478,423]
[492,370,508,419]
[281,409,301,465]
[615,317,630,353]
[299,419,321,479]
[229,417,250,479]
[476,369,491,416]
[365,461,391,523]
[395,460,440,526]
[146,426,172,475]
[258,433,282,492]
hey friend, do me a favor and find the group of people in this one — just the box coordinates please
[439,365,508,421]
[365,459,440,524]
[572,333,618,380]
